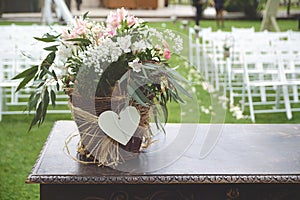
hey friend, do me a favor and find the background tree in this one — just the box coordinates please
[224,0,267,19]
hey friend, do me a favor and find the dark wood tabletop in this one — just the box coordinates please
[27,121,300,185]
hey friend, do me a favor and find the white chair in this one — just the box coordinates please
[201,30,231,92]
[242,53,292,122]
[273,40,300,102]
[227,35,273,105]
[188,27,212,73]
[0,25,70,121]
[231,26,255,34]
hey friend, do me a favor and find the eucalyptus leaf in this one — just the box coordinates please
[12,65,38,80]
[44,45,59,51]
[83,11,89,20]
[34,34,60,42]
[28,102,42,131]
[168,77,192,99]
[15,72,36,92]
[128,80,152,104]
[40,89,50,125]
[166,67,190,83]
[28,93,41,112]
[40,51,56,70]
[50,90,56,107]
[66,38,92,45]
[127,85,147,107]
[51,70,58,81]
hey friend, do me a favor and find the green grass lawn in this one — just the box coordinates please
[0,19,299,199]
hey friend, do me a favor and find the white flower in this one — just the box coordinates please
[117,35,132,53]
[131,40,152,54]
[56,44,72,64]
[129,58,143,72]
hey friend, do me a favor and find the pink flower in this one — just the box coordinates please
[74,19,87,35]
[75,26,86,35]
[164,48,171,60]
[62,29,75,39]
[127,15,136,26]
[105,28,115,37]
[106,11,119,29]
[117,7,127,22]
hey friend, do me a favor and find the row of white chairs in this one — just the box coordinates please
[189,27,300,122]
[0,25,69,121]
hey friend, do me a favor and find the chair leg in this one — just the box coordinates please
[260,86,266,102]
[282,85,292,120]
[275,86,280,109]
[247,86,255,123]
[0,87,2,122]
[196,39,201,72]
[292,85,299,102]
[204,52,209,81]
[241,82,245,112]
[189,40,193,67]
[215,63,219,91]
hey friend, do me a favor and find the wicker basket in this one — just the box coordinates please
[69,92,151,166]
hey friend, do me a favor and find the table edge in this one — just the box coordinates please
[26,174,300,184]
[26,121,300,184]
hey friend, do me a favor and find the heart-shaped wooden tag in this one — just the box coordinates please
[98,106,140,146]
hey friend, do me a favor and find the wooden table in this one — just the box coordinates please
[27,121,300,200]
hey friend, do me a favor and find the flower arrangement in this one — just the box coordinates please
[14,8,190,166]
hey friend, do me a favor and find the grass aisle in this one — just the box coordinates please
[0,114,71,200]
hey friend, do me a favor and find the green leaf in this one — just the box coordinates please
[41,66,53,76]
[40,51,56,69]
[15,72,36,92]
[142,63,159,70]
[40,89,50,125]
[128,80,152,104]
[28,93,41,112]
[37,80,46,88]
[166,67,189,83]
[34,34,60,43]
[160,103,168,124]
[127,85,147,107]
[50,90,56,107]
[44,45,59,51]
[52,70,58,81]
[34,37,55,42]
[12,65,38,80]
[169,91,180,103]
[152,106,160,129]
[66,38,92,45]
[28,102,42,132]
[83,11,89,20]
[168,77,192,99]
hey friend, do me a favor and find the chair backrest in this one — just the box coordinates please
[243,53,280,84]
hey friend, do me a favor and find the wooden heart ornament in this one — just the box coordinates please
[98,106,141,146]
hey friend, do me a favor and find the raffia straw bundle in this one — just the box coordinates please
[69,92,151,167]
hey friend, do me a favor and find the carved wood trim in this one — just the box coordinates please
[27,174,300,184]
